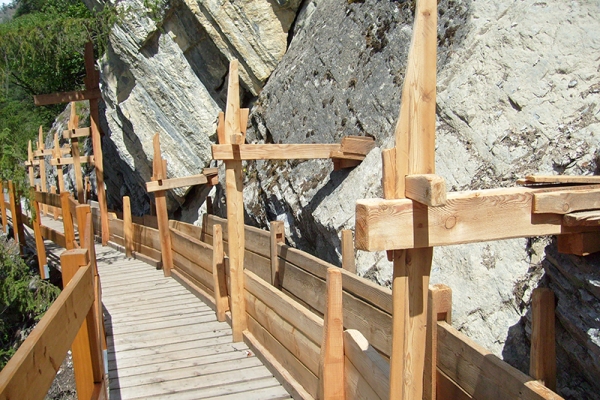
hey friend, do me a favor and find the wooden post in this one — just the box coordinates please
[52,133,66,194]
[0,181,7,234]
[27,141,35,187]
[270,220,285,288]
[123,196,133,258]
[341,229,356,274]
[38,127,49,216]
[425,284,452,400]
[61,192,76,250]
[7,181,25,255]
[530,288,556,391]
[212,224,229,322]
[68,103,85,204]
[152,133,173,276]
[60,249,105,400]
[50,186,58,220]
[84,42,109,245]
[319,268,345,400]
[388,0,438,398]
[224,60,247,342]
[30,188,48,279]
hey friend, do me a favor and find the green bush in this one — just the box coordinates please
[0,237,60,369]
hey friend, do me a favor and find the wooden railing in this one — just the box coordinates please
[0,185,107,399]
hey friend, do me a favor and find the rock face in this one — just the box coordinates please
[87,0,600,397]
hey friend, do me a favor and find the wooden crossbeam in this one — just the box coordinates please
[33,88,101,106]
[519,174,600,185]
[533,188,600,214]
[213,143,340,160]
[146,173,210,193]
[405,174,447,207]
[563,210,600,227]
[63,127,91,139]
[50,156,94,166]
[356,185,600,252]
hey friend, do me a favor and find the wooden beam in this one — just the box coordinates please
[8,181,25,255]
[523,175,600,185]
[270,221,285,288]
[212,143,340,161]
[557,232,600,256]
[533,188,600,214]
[123,196,133,258]
[63,127,91,139]
[563,210,600,226]
[405,174,447,207]
[382,148,397,199]
[211,224,229,322]
[34,191,62,208]
[224,59,247,342]
[50,155,94,166]
[61,192,76,250]
[319,268,345,400]
[145,173,209,193]
[31,189,48,279]
[330,136,376,159]
[38,126,48,216]
[355,186,600,252]
[344,329,390,400]
[424,284,452,400]
[69,104,85,205]
[341,230,356,274]
[53,134,66,193]
[151,133,174,276]
[33,88,101,106]
[27,141,34,187]
[530,288,556,391]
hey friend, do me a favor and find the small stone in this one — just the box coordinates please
[568,80,578,88]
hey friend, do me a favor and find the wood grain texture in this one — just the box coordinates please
[123,197,133,258]
[212,224,229,322]
[33,88,101,106]
[533,188,600,214]
[557,232,600,256]
[530,288,556,391]
[341,230,356,274]
[563,210,600,226]
[344,329,389,400]
[145,174,208,193]
[524,175,600,184]
[270,221,285,287]
[213,143,341,160]
[405,174,447,207]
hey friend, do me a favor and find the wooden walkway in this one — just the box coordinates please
[30,214,292,400]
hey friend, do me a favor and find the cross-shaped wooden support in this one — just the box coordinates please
[33,42,109,245]
[145,133,219,277]
[212,60,376,343]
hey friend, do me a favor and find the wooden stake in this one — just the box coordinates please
[530,288,556,391]
[123,196,133,258]
[38,127,49,216]
[341,229,356,274]
[52,134,66,194]
[425,284,452,400]
[0,181,7,234]
[30,188,48,279]
[84,42,109,246]
[50,186,58,220]
[319,268,345,400]
[27,141,35,187]
[224,60,247,342]
[61,192,76,250]
[389,0,438,398]
[152,133,174,276]
[7,181,25,255]
[68,104,85,204]
[212,224,229,322]
[270,220,285,288]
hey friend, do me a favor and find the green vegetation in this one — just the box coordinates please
[0,238,60,368]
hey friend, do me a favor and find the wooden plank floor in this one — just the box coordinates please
[22,211,292,399]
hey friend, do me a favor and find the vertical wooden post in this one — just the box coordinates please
[212,224,229,322]
[270,220,285,288]
[84,42,109,246]
[7,181,25,255]
[319,268,345,400]
[123,196,133,258]
[0,181,7,234]
[38,127,49,216]
[61,192,76,250]
[68,104,85,204]
[341,229,356,274]
[152,133,173,276]
[425,284,452,400]
[224,60,247,342]
[53,133,66,194]
[530,288,556,391]
[60,249,105,400]
[30,189,48,279]
[388,0,438,399]
[27,141,35,187]
[50,186,58,220]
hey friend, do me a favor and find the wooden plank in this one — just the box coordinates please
[437,321,563,400]
[340,136,376,156]
[63,127,91,139]
[563,210,600,226]
[30,189,48,279]
[425,284,453,400]
[40,225,67,249]
[355,186,600,251]
[172,250,215,295]
[34,191,62,208]
[7,181,25,255]
[247,314,319,399]
[217,111,226,144]
[245,270,323,345]
[525,175,600,184]
[50,155,94,166]
[344,329,389,400]
[533,188,600,214]
[146,173,209,193]
[341,230,356,274]
[0,262,93,400]
[33,88,101,106]
[212,224,229,322]
[213,143,341,160]
[245,290,320,375]
[123,196,133,258]
[319,268,345,400]
[37,127,48,216]
[170,227,213,271]
[224,59,246,342]
[270,221,285,287]
[345,355,382,400]
[557,232,600,256]
[436,369,472,400]
[530,288,556,391]
[169,219,203,239]
[27,141,35,187]
[405,174,447,207]
[151,133,174,276]
[133,222,161,251]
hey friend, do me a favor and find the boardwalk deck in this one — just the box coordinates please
[15,210,292,399]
